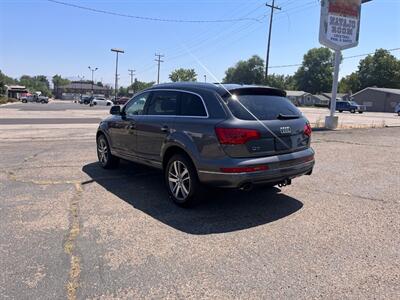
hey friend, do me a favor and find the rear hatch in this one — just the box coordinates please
[217,87,311,158]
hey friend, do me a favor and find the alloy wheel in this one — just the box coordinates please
[168,160,191,201]
[97,138,108,165]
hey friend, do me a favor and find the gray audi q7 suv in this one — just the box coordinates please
[96,83,315,206]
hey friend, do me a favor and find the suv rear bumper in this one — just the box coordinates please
[197,148,315,188]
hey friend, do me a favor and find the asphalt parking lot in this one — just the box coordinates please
[0,102,399,299]
[1,101,400,128]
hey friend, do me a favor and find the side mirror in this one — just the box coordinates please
[110,105,121,115]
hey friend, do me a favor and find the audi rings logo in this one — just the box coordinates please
[280,127,292,135]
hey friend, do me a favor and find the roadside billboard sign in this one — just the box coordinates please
[319,0,362,51]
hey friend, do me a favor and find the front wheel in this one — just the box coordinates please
[165,154,199,207]
[97,135,119,169]
[351,109,356,113]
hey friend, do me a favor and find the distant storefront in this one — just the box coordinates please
[5,85,28,99]
[55,81,111,99]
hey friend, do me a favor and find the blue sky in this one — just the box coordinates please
[0,0,399,87]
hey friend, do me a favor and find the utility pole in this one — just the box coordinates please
[77,75,85,98]
[128,69,135,86]
[204,75,207,83]
[111,48,125,102]
[265,0,281,81]
[155,53,164,84]
[88,66,98,95]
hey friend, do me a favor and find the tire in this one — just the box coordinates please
[22,100,27,103]
[358,111,363,114]
[338,110,343,113]
[97,134,119,169]
[165,154,200,207]
[397,112,400,116]
[351,109,356,113]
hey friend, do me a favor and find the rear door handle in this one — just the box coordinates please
[161,125,169,133]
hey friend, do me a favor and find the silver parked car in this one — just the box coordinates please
[96,83,315,206]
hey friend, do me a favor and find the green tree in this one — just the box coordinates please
[223,55,265,84]
[118,86,128,97]
[357,49,400,89]
[96,82,103,87]
[52,75,70,97]
[130,79,155,94]
[339,72,361,94]
[0,70,18,95]
[294,47,334,94]
[169,68,197,82]
[20,75,52,97]
[266,74,297,90]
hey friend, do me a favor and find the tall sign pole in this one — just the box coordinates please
[319,0,363,129]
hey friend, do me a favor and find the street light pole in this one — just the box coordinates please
[111,48,125,102]
[88,66,98,95]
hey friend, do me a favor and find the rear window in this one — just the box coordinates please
[225,95,301,121]
[180,92,207,117]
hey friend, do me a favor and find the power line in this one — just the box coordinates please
[46,0,264,23]
[268,48,400,69]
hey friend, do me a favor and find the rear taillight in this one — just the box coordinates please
[220,165,269,173]
[304,123,312,137]
[215,128,260,145]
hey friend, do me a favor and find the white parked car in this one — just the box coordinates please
[395,103,400,116]
[91,97,113,106]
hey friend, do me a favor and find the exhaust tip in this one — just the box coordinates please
[239,182,253,191]
[278,179,292,188]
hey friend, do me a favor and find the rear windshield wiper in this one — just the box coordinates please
[277,113,300,120]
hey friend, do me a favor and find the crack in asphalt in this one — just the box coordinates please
[64,183,83,300]
[306,187,391,204]
[313,139,397,148]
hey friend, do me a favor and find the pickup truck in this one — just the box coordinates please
[21,94,49,104]
[336,101,366,114]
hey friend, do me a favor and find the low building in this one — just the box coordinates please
[321,92,351,101]
[55,81,111,99]
[5,85,28,99]
[351,87,400,112]
[286,91,313,106]
[312,94,330,107]
[311,92,351,107]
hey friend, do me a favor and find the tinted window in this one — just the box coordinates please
[226,95,301,121]
[180,92,207,117]
[125,92,150,116]
[147,91,178,116]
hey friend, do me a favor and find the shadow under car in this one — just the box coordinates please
[82,160,303,235]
